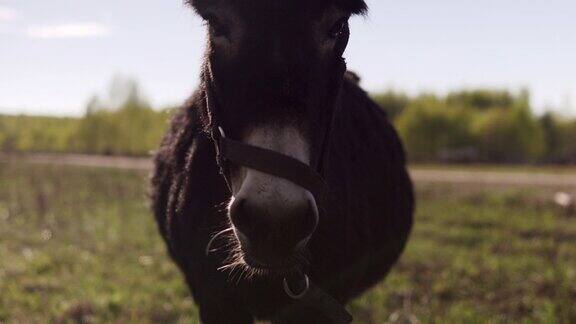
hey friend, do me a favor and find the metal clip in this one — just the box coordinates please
[283,274,310,299]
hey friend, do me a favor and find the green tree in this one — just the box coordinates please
[473,105,545,163]
[372,90,409,120]
[446,89,515,110]
[396,96,475,161]
[71,76,170,155]
[555,119,576,163]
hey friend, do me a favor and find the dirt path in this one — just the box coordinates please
[2,152,576,188]
[410,169,576,188]
[0,152,151,171]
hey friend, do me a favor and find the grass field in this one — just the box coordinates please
[0,162,575,323]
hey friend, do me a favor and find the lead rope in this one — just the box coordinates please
[283,273,353,323]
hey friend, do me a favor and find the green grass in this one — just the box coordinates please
[0,162,575,323]
[350,183,576,323]
[0,163,196,323]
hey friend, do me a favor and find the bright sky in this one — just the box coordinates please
[1,0,575,116]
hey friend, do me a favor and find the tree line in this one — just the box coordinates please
[1,78,575,163]
[375,89,576,163]
[0,78,170,156]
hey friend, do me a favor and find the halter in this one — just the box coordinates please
[204,56,345,194]
[203,27,353,323]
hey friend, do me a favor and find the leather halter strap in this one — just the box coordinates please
[216,133,327,203]
[206,55,347,202]
[205,60,345,205]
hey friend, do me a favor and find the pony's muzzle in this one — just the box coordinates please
[229,192,318,265]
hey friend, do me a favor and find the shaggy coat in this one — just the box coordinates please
[151,71,414,322]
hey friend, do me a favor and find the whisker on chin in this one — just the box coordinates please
[206,227,235,254]
[210,220,312,282]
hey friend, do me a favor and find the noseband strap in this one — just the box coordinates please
[216,133,327,203]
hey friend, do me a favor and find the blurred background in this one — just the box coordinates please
[1,0,575,323]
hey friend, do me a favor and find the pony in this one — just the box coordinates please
[151,0,414,322]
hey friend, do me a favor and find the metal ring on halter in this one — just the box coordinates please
[218,126,226,138]
[283,274,310,299]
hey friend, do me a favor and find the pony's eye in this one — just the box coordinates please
[205,14,230,38]
[328,17,348,39]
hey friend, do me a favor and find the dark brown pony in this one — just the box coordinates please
[151,0,414,322]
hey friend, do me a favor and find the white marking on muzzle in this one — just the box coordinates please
[232,126,313,217]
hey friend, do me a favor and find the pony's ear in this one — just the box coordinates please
[187,0,367,17]
[185,0,209,13]
[336,0,368,15]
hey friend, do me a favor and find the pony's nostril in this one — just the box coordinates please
[230,198,251,235]
[304,194,319,236]
[230,194,319,256]
[293,200,316,245]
